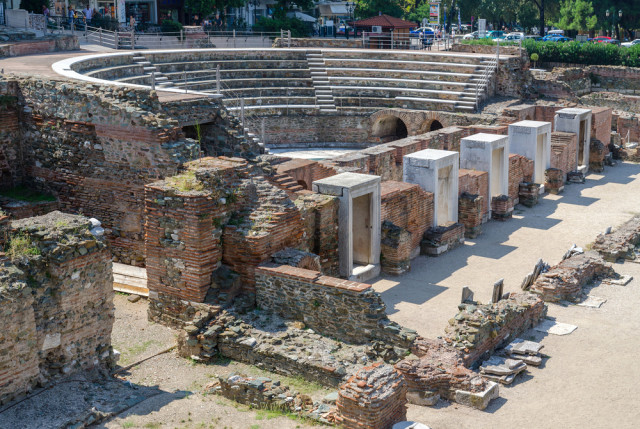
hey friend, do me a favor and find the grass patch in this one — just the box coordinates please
[143,423,162,429]
[250,425,260,429]
[0,185,56,203]
[6,234,41,259]
[166,170,205,193]
[121,420,135,429]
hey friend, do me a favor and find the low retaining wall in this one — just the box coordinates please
[273,37,364,49]
[444,293,547,366]
[0,35,78,58]
[255,264,417,346]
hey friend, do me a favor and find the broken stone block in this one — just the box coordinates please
[480,356,527,376]
[504,338,544,356]
[454,381,500,410]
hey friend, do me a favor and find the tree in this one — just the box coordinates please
[271,0,315,19]
[355,0,404,19]
[555,0,597,33]
[20,0,49,14]
[184,0,248,21]
[406,2,431,24]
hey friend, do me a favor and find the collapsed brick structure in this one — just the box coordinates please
[396,338,493,408]
[0,212,114,404]
[336,363,408,429]
[529,251,615,302]
[444,293,547,366]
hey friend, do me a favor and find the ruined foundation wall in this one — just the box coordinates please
[444,293,547,366]
[0,81,24,190]
[530,251,615,301]
[255,264,417,345]
[295,193,340,276]
[1,212,114,404]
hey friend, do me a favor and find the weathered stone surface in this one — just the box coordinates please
[1,211,114,404]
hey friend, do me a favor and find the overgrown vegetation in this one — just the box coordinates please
[0,186,56,203]
[6,234,41,259]
[166,171,205,193]
[161,19,184,35]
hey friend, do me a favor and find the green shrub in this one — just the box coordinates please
[90,14,120,31]
[161,20,183,36]
[252,16,311,38]
[7,234,41,259]
[522,39,640,67]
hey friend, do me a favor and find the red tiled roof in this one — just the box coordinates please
[352,14,417,29]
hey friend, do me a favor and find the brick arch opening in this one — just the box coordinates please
[418,117,446,134]
[371,115,409,143]
[429,120,444,131]
[297,179,309,190]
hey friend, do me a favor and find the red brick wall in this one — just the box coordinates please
[591,107,613,150]
[508,154,534,201]
[550,132,578,176]
[380,181,433,273]
[276,159,336,190]
[617,115,640,144]
[458,169,489,218]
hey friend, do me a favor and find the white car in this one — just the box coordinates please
[463,31,478,40]
[621,39,640,47]
[506,32,525,40]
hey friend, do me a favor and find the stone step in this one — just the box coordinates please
[143,66,157,72]
[132,56,146,61]
[135,61,151,65]
[395,96,476,106]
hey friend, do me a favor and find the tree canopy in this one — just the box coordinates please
[555,0,597,32]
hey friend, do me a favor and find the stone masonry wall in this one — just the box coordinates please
[295,193,340,276]
[4,76,258,266]
[0,80,23,190]
[255,264,417,346]
[1,212,114,404]
[380,181,433,275]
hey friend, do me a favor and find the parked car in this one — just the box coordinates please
[542,34,564,41]
[551,36,572,42]
[525,35,543,41]
[484,30,504,39]
[463,31,478,40]
[622,39,640,47]
[410,26,435,36]
[505,32,525,41]
[589,36,613,43]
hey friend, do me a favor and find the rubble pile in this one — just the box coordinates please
[530,251,615,301]
[480,356,527,385]
[591,216,640,261]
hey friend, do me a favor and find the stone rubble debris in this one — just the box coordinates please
[576,295,607,308]
[502,338,544,366]
[480,356,527,385]
[521,259,550,291]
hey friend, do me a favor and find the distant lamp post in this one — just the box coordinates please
[345,1,355,39]
[606,9,623,38]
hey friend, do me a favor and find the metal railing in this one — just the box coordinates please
[361,31,456,51]
[474,56,498,110]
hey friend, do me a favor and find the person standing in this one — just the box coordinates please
[129,15,136,31]
[83,4,92,24]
